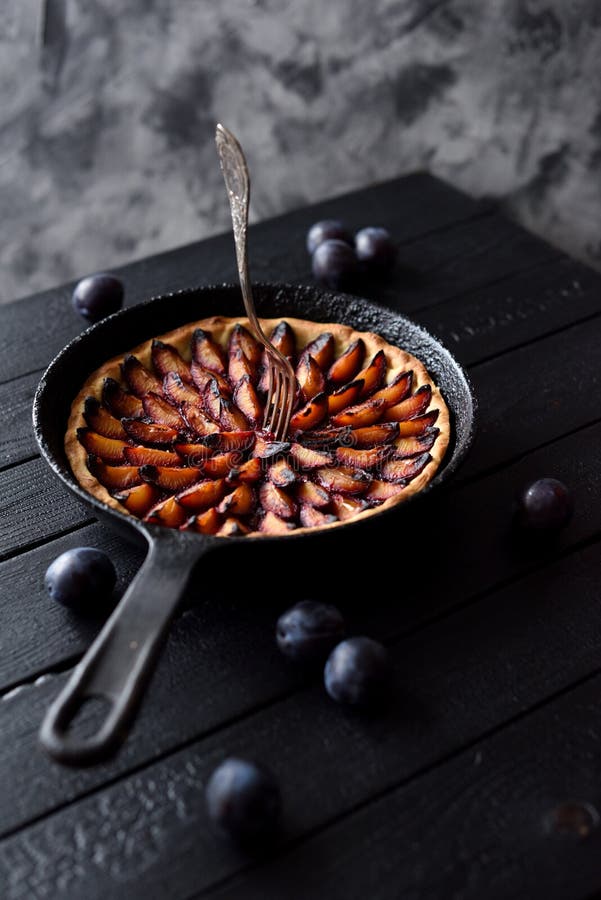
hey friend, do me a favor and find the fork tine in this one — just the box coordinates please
[266,365,282,435]
[273,368,289,440]
[281,372,295,439]
[263,364,276,430]
[264,359,296,439]
[276,369,287,438]
[282,372,296,437]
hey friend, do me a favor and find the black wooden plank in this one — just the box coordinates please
[1,535,601,899]
[367,207,558,315]
[459,312,601,481]
[0,174,487,383]
[204,671,601,900]
[0,523,143,693]
[417,256,601,367]
[0,416,599,842]
[0,371,39,469]
[0,459,92,561]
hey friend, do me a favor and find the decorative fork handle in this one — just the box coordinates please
[215,123,297,440]
[215,124,270,347]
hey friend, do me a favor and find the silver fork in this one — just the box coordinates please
[215,123,296,441]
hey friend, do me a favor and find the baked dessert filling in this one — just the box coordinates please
[65,315,450,536]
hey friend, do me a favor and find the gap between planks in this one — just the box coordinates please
[0,453,39,475]
[456,413,601,489]
[453,305,601,372]
[0,653,83,703]
[0,518,95,565]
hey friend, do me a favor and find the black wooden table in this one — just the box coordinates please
[1,174,601,900]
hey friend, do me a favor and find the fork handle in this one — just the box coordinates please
[215,124,265,342]
[215,124,296,439]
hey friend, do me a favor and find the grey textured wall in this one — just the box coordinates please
[2,0,601,303]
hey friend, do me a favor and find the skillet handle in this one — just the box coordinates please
[39,530,210,766]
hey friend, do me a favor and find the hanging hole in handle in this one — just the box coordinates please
[60,695,115,741]
[40,687,129,766]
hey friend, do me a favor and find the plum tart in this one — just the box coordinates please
[66,316,450,536]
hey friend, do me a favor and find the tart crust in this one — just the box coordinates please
[66,315,450,536]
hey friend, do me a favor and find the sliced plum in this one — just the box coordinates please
[296,480,330,508]
[355,350,386,398]
[77,428,127,464]
[176,478,227,511]
[302,332,334,370]
[229,322,262,365]
[124,446,182,467]
[383,385,432,422]
[327,338,365,386]
[270,321,296,359]
[335,445,391,469]
[217,483,255,516]
[289,392,328,431]
[115,482,161,517]
[371,370,413,407]
[268,457,298,487]
[88,456,142,490]
[142,392,186,430]
[233,376,262,427]
[327,380,363,416]
[380,452,431,483]
[163,372,201,408]
[102,378,144,419]
[144,495,187,528]
[331,398,384,428]
[349,422,399,447]
[140,464,202,491]
[151,340,192,382]
[393,429,439,458]
[296,352,325,402]
[259,511,295,535]
[192,507,222,535]
[83,397,127,440]
[315,466,371,495]
[122,419,179,446]
[122,355,163,398]
[260,482,297,520]
[289,443,332,469]
[299,506,337,529]
[191,327,227,374]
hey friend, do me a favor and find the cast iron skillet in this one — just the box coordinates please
[33,282,476,765]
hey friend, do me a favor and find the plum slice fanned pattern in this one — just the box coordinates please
[77,321,442,536]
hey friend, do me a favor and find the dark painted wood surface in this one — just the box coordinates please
[0,174,600,900]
